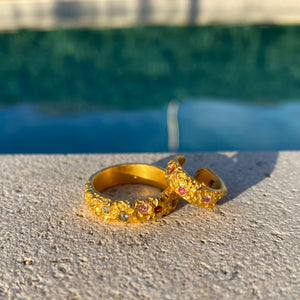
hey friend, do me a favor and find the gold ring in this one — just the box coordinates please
[165,155,227,208]
[85,163,179,223]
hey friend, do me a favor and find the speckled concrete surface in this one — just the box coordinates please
[0,152,299,299]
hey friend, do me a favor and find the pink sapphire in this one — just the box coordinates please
[154,206,162,214]
[202,196,211,203]
[178,186,186,195]
[138,204,148,214]
[169,165,175,173]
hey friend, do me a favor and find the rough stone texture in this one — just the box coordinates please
[0,152,299,299]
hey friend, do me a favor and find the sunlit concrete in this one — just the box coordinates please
[0,152,299,298]
[1,0,300,31]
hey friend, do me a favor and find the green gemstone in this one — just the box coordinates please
[102,206,110,214]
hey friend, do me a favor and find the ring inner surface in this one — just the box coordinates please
[194,168,222,189]
[93,164,167,194]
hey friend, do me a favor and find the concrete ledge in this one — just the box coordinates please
[0,152,299,299]
[1,0,300,31]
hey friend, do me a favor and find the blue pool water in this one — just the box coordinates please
[1,99,299,153]
[1,26,300,153]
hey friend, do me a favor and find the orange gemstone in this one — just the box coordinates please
[169,165,176,173]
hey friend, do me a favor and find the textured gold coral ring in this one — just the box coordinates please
[85,163,179,223]
[165,155,227,208]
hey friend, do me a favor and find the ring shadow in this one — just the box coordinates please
[152,152,279,210]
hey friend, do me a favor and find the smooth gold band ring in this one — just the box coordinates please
[85,163,179,223]
[165,155,227,208]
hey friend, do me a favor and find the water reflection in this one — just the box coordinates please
[0,99,299,153]
[1,26,300,109]
[179,100,300,151]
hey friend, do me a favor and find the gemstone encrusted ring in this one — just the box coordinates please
[165,155,227,208]
[85,163,179,223]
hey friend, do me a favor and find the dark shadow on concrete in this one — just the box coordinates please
[137,0,153,23]
[153,152,279,209]
[54,1,83,20]
[53,0,131,24]
[53,0,100,21]
[189,0,200,24]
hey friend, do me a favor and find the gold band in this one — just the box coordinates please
[165,155,227,208]
[85,163,179,223]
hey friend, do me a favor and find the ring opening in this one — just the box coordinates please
[92,164,167,193]
[194,168,222,189]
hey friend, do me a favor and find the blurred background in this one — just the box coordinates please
[0,0,300,154]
